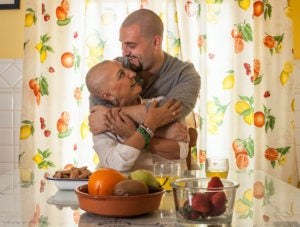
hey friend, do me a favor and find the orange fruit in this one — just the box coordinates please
[253,1,264,17]
[253,181,264,199]
[264,148,279,161]
[254,111,265,127]
[198,150,206,164]
[232,139,247,158]
[61,52,74,68]
[235,153,249,170]
[88,168,126,196]
[56,6,67,20]
[57,118,68,133]
[234,38,244,54]
[263,35,275,49]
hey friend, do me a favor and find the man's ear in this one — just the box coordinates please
[153,35,162,47]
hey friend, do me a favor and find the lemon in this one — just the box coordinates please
[207,101,218,114]
[243,112,254,125]
[284,6,294,19]
[291,98,295,112]
[243,188,253,203]
[25,13,34,27]
[283,61,293,73]
[35,42,43,51]
[234,200,249,215]
[222,75,234,89]
[238,0,250,10]
[89,47,104,58]
[32,153,43,165]
[20,125,31,140]
[208,112,224,124]
[40,50,47,63]
[20,168,32,182]
[235,101,250,115]
[80,122,89,139]
[280,70,289,86]
[207,122,219,134]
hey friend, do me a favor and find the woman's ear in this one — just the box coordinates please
[99,91,113,102]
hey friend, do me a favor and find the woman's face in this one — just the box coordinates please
[105,61,142,106]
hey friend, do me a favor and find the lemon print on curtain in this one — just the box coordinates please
[207,97,229,135]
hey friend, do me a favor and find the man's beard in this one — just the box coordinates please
[114,56,143,72]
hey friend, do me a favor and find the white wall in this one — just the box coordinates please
[0,59,299,178]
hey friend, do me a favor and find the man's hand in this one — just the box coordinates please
[88,105,110,135]
[143,99,183,131]
[105,109,137,138]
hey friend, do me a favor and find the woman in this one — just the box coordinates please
[86,60,189,173]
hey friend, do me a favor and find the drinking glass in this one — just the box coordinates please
[205,157,229,179]
[154,161,181,192]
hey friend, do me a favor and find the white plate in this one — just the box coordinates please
[47,177,88,190]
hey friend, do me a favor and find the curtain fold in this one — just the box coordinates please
[19,0,298,224]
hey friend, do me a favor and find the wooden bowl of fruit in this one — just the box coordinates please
[75,168,164,217]
[170,177,239,224]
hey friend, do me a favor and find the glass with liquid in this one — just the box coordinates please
[205,157,229,178]
[154,161,181,192]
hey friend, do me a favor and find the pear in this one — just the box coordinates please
[128,169,161,193]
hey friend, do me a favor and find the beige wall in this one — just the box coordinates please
[0,0,24,58]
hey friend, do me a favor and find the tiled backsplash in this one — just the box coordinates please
[0,59,23,172]
[0,59,300,178]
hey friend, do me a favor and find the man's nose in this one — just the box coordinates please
[122,45,130,56]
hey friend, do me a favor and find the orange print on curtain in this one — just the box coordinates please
[57,111,72,138]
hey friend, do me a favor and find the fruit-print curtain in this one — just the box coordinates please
[19,0,297,225]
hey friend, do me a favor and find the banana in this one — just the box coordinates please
[128,169,162,193]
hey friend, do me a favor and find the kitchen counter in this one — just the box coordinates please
[1,166,300,226]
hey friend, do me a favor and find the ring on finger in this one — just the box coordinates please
[172,111,176,116]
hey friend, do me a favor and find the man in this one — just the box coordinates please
[89,8,200,137]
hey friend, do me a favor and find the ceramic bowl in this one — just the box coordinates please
[170,178,239,225]
[75,184,164,217]
[47,177,88,190]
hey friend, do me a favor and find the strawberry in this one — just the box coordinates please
[207,176,224,189]
[210,191,227,210]
[264,90,270,98]
[191,192,211,213]
[44,130,51,137]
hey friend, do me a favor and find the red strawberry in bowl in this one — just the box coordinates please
[207,176,224,189]
[191,192,211,213]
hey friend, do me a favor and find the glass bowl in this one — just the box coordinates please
[170,177,239,225]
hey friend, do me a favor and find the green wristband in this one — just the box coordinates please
[137,127,150,149]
